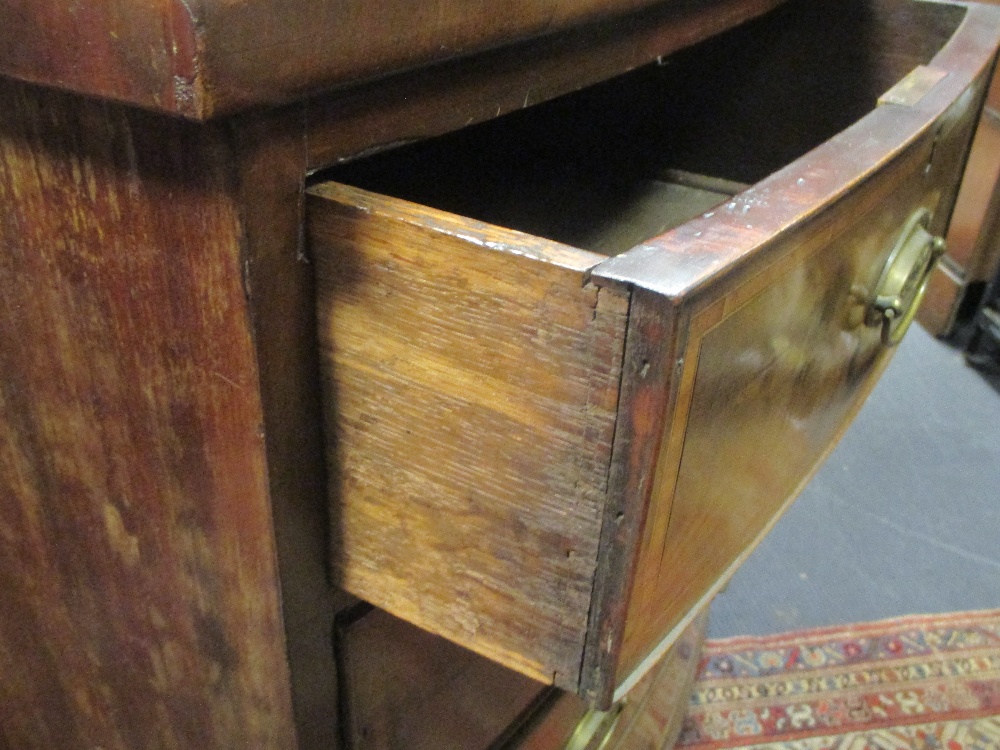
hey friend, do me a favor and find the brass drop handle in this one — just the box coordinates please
[866,208,946,347]
[564,703,625,750]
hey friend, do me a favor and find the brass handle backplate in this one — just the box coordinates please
[866,208,946,346]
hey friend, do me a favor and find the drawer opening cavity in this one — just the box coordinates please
[314,0,963,259]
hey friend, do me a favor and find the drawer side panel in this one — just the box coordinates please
[309,184,629,688]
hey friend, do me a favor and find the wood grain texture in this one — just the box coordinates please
[229,107,355,750]
[0,0,200,116]
[0,0,786,120]
[0,80,295,749]
[336,604,546,750]
[3,0,994,746]
[309,182,629,690]
[947,76,1000,280]
[614,80,984,683]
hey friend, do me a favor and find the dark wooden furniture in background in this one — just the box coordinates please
[965,243,1000,364]
[920,36,1000,336]
[1,1,998,749]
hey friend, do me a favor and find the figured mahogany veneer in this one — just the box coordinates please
[308,0,1000,708]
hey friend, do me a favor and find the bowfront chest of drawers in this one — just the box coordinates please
[1,0,998,748]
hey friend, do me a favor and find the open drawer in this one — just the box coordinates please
[307,0,1000,708]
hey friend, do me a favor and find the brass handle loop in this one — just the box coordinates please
[866,208,946,346]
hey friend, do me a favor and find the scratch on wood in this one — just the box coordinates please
[212,371,242,389]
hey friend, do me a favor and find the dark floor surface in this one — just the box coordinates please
[708,324,1000,639]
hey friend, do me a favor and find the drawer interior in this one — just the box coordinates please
[320,0,964,256]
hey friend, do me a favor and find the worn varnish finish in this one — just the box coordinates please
[309,183,629,688]
[0,80,296,748]
[598,607,706,750]
[334,605,704,750]
[0,0,785,120]
[579,289,684,704]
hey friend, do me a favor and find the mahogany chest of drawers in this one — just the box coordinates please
[1,0,998,748]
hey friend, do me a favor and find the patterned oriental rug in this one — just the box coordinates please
[676,610,1000,750]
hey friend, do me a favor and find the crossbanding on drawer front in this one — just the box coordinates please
[308,0,1000,707]
[598,134,967,699]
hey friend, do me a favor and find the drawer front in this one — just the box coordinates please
[600,64,989,694]
[617,145,944,685]
[309,0,1000,707]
